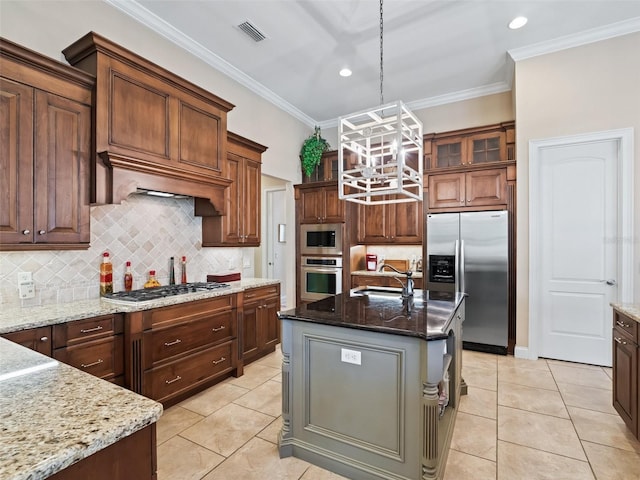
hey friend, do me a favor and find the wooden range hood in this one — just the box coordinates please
[63,32,234,214]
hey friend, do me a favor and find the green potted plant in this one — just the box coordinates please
[300,126,330,179]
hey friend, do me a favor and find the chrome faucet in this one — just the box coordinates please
[378,264,414,298]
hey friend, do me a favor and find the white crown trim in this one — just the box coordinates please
[103,0,317,127]
[317,80,512,130]
[509,16,640,61]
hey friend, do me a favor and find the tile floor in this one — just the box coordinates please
[156,348,640,480]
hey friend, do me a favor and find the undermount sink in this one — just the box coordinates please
[350,286,405,298]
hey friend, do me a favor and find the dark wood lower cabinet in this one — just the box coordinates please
[241,284,281,365]
[2,326,52,355]
[612,309,639,439]
[48,423,157,480]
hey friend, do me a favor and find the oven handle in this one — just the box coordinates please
[301,267,343,273]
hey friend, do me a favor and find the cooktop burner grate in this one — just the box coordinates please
[101,282,230,304]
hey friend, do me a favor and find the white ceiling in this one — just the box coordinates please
[107,0,640,127]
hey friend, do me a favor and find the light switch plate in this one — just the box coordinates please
[341,348,361,365]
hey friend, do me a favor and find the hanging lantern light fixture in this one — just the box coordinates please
[338,0,423,205]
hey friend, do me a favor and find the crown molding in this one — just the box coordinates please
[103,0,317,128]
[316,80,513,130]
[509,16,640,61]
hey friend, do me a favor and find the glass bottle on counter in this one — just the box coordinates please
[181,256,187,284]
[124,261,133,291]
[144,270,161,289]
[99,252,113,296]
[169,257,176,285]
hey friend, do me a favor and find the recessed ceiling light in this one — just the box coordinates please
[339,68,352,77]
[509,16,528,29]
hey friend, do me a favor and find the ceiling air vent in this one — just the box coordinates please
[237,20,267,42]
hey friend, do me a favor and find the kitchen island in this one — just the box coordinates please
[278,288,465,480]
[0,337,162,480]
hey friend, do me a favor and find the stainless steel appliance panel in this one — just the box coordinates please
[300,256,343,302]
[426,213,459,293]
[460,211,508,349]
[426,210,508,353]
[300,223,343,256]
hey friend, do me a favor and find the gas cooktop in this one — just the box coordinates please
[101,282,230,305]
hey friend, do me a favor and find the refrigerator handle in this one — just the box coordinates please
[460,240,466,294]
[455,240,460,293]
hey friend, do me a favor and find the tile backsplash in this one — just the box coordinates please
[0,195,248,308]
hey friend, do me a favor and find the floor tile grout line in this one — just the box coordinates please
[496,438,590,464]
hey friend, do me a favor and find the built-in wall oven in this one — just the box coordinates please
[300,224,343,256]
[300,256,343,302]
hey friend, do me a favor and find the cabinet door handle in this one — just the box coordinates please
[614,337,627,345]
[616,320,631,328]
[212,357,226,365]
[38,230,45,235]
[22,229,30,235]
[165,375,182,385]
[80,326,104,334]
[40,336,48,342]
[212,326,225,332]
[164,339,182,347]
[81,359,104,368]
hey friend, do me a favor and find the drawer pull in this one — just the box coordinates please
[165,375,182,385]
[212,357,226,365]
[616,320,631,328]
[40,336,48,342]
[81,359,104,368]
[614,337,627,345]
[164,339,182,347]
[80,326,104,334]
[212,326,226,332]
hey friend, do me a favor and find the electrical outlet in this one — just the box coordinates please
[17,272,32,284]
[19,281,35,299]
[341,348,361,365]
[18,272,35,299]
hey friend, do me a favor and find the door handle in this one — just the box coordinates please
[603,279,617,286]
[460,240,466,294]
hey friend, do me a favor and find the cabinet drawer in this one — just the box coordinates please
[144,342,234,403]
[53,314,123,348]
[614,313,638,341]
[144,310,234,366]
[54,335,124,380]
[143,295,234,329]
[244,285,279,302]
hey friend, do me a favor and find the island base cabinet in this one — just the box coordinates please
[48,423,157,480]
[279,308,463,480]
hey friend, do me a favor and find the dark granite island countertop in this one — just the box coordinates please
[278,288,465,341]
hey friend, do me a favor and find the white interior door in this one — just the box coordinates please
[266,188,287,307]
[537,139,618,366]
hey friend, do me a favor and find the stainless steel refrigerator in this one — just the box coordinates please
[426,211,508,354]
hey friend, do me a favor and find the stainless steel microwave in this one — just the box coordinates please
[300,223,343,256]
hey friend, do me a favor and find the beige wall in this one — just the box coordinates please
[514,32,640,349]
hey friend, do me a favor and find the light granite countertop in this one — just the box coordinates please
[611,303,640,324]
[351,269,423,278]
[0,337,163,480]
[0,278,279,334]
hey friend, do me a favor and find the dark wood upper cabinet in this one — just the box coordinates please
[424,122,514,171]
[297,183,346,224]
[200,132,267,247]
[428,168,507,210]
[63,32,234,210]
[357,197,423,245]
[0,38,92,250]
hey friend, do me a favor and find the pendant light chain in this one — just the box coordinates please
[379,0,384,106]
